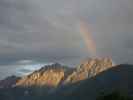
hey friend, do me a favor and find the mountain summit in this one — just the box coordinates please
[15,58,113,87]
[64,58,113,84]
[15,63,72,87]
[1,58,133,100]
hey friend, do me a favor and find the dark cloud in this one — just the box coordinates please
[0,0,133,79]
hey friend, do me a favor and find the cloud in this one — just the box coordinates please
[0,0,133,79]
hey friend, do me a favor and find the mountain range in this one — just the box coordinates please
[0,58,133,100]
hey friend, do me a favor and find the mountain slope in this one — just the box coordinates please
[15,63,74,87]
[0,62,133,100]
[55,64,133,100]
[64,58,113,84]
[0,76,20,88]
[15,58,113,87]
[0,64,133,100]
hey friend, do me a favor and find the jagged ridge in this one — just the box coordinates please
[15,63,74,87]
[64,58,113,84]
[15,58,113,87]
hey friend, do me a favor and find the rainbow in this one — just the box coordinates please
[80,21,97,57]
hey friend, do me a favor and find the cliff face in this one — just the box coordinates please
[54,64,133,100]
[15,63,69,87]
[1,58,133,100]
[15,58,113,87]
[64,58,113,84]
[1,63,133,100]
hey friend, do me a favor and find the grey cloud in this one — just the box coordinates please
[0,0,133,79]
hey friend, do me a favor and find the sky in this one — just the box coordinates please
[0,0,133,79]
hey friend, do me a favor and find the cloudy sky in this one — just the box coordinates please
[0,0,133,79]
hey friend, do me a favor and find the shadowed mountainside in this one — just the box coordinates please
[54,64,133,100]
[0,76,20,88]
[0,58,133,100]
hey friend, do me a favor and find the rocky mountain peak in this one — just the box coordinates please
[14,58,113,87]
[78,57,113,76]
[15,63,69,87]
[64,58,113,84]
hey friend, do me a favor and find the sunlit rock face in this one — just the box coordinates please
[64,58,113,84]
[15,63,71,87]
[15,58,113,87]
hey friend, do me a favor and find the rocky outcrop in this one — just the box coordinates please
[2,58,133,100]
[15,58,113,87]
[0,64,133,100]
[64,58,113,84]
[54,64,133,100]
[15,63,72,87]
